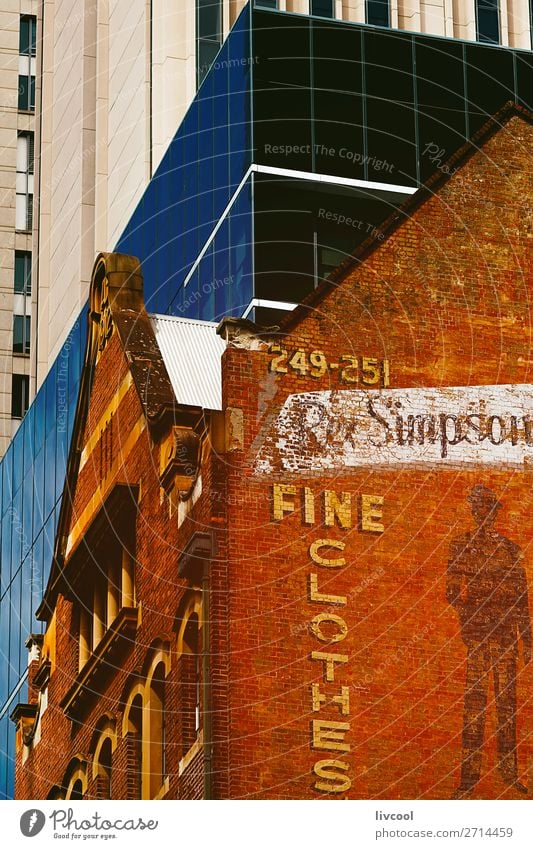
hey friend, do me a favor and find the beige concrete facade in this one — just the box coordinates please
[0,0,36,455]
[25,0,533,394]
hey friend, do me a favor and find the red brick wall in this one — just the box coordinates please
[15,328,213,801]
[218,116,533,799]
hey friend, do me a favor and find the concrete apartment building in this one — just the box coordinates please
[0,0,531,800]
[0,3,36,456]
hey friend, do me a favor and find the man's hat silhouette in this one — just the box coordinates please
[467,484,502,510]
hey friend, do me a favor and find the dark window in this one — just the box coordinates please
[98,738,113,799]
[255,0,278,7]
[197,0,222,85]
[19,16,36,111]
[69,780,83,800]
[311,0,334,17]
[11,374,30,419]
[14,251,31,295]
[18,75,35,111]
[476,0,500,43]
[19,15,36,56]
[13,316,31,355]
[367,0,390,27]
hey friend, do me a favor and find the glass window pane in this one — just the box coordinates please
[476,0,500,43]
[366,0,390,27]
[11,374,30,419]
[12,315,30,354]
[312,0,334,17]
[18,76,29,110]
[14,251,31,295]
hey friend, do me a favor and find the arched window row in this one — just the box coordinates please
[50,599,203,801]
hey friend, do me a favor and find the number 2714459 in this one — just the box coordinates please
[269,346,390,386]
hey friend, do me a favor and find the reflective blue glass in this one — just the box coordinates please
[183,268,200,318]
[228,16,251,191]
[12,430,23,495]
[32,450,44,545]
[8,567,21,690]
[0,594,9,704]
[33,384,45,455]
[230,180,253,316]
[21,555,32,646]
[31,533,44,628]
[1,445,12,513]
[215,217,231,319]
[23,412,34,477]
[1,512,11,598]
[22,474,32,560]
[11,490,22,579]
[199,245,215,320]
[43,514,55,581]
[44,434,56,523]
[45,363,57,436]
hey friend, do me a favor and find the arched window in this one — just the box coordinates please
[123,691,143,799]
[122,643,170,799]
[97,738,113,799]
[91,718,117,799]
[70,779,83,800]
[147,662,167,799]
[176,593,202,755]
[63,759,88,800]
[47,785,64,800]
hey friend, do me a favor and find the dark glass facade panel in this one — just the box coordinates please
[415,38,467,182]
[476,0,500,44]
[311,0,334,17]
[313,22,365,179]
[14,251,31,295]
[254,175,316,304]
[364,30,417,186]
[253,12,313,172]
[465,44,514,135]
[366,0,390,27]
[229,178,254,315]
[255,0,278,7]
[516,51,533,109]
[212,218,231,320]
[228,17,252,192]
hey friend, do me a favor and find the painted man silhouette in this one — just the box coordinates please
[447,485,531,798]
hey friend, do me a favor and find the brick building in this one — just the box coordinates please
[12,104,532,800]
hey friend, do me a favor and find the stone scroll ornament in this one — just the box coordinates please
[254,385,533,474]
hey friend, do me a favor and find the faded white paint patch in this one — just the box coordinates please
[254,385,533,474]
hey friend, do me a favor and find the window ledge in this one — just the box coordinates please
[60,606,139,720]
[153,776,170,800]
[178,731,204,777]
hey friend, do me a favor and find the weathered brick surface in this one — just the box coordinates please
[217,114,533,800]
[14,112,532,801]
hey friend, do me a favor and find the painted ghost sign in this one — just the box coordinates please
[254,385,533,474]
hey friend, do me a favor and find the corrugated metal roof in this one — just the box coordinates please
[150,314,225,411]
